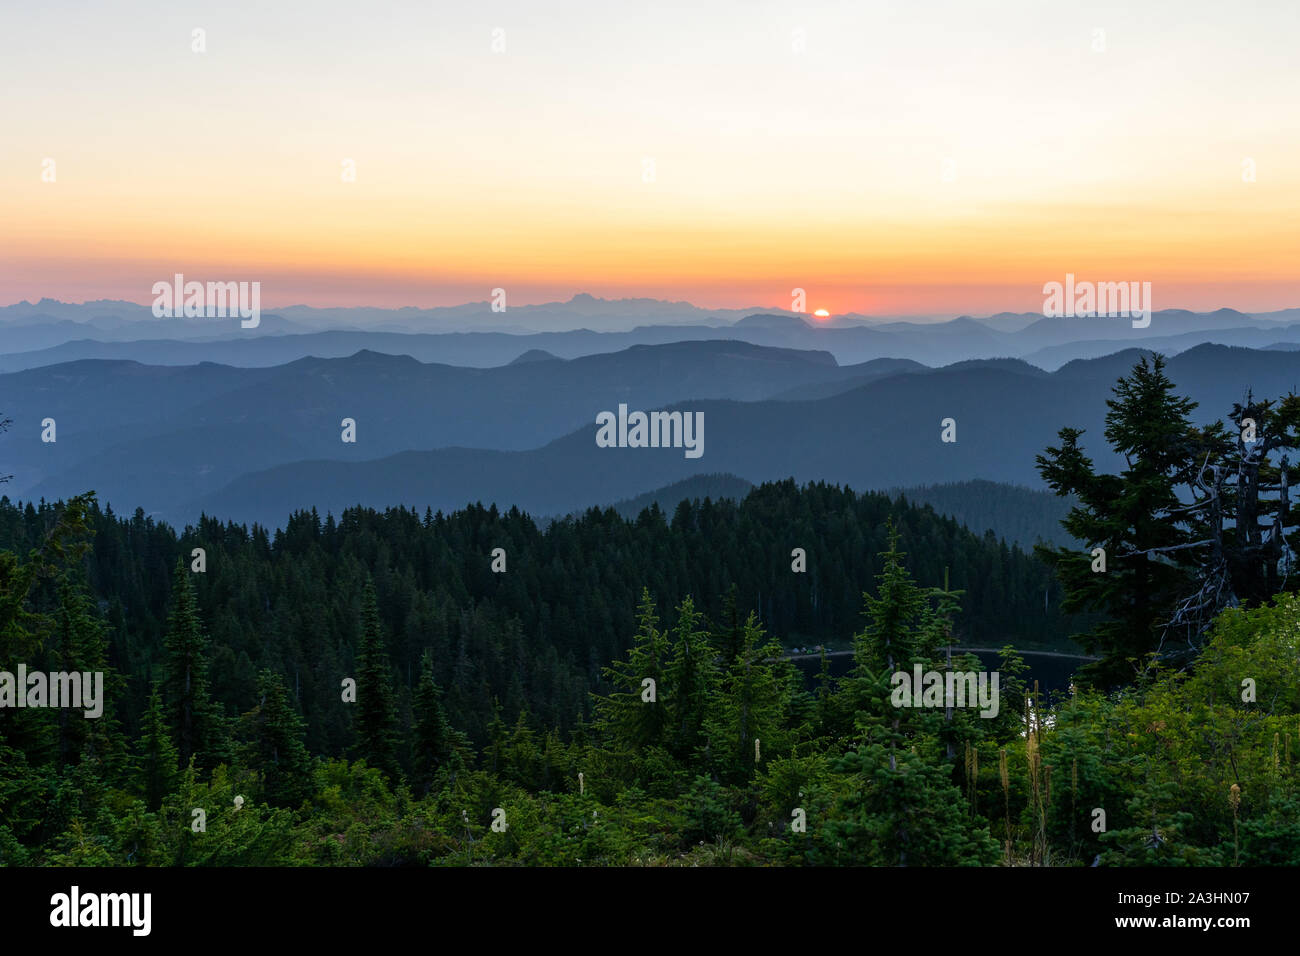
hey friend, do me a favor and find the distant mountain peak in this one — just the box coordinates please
[339,348,422,366]
[940,357,1047,377]
[733,313,810,329]
[563,292,692,309]
[508,348,562,365]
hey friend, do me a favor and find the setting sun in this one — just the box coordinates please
[813,309,831,319]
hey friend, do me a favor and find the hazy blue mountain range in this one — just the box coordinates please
[0,315,313,355]
[1,341,887,510]
[0,294,946,336]
[4,340,1286,530]
[0,294,807,340]
[178,344,1298,529]
[4,297,1299,372]
[5,292,1297,543]
[1020,323,1300,368]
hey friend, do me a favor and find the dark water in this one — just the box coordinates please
[792,649,1088,696]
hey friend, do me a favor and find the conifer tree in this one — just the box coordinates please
[812,644,844,738]
[240,669,313,807]
[1036,355,1221,682]
[854,522,929,676]
[665,596,717,765]
[162,558,225,771]
[819,743,1000,866]
[715,584,745,667]
[354,579,400,779]
[502,709,542,788]
[51,576,121,770]
[705,612,796,785]
[838,523,930,763]
[411,649,454,793]
[484,698,508,775]
[136,683,178,811]
[593,588,672,753]
[923,569,967,762]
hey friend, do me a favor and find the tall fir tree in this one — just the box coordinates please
[162,558,226,772]
[715,584,745,668]
[239,669,313,808]
[1036,355,1206,683]
[705,612,797,785]
[854,522,930,676]
[665,595,717,766]
[593,588,672,754]
[354,579,400,779]
[51,575,122,772]
[838,522,930,763]
[135,682,178,811]
[410,649,464,794]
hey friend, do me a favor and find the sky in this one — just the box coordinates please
[3,0,1298,315]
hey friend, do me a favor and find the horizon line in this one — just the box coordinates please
[3,293,1295,322]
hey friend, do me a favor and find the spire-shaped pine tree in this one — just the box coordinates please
[704,612,797,785]
[354,579,400,779]
[1036,354,1204,683]
[666,595,717,766]
[162,558,225,771]
[240,669,313,807]
[136,682,178,811]
[411,649,464,794]
[855,521,930,676]
[593,588,672,754]
[836,521,931,762]
[52,574,123,773]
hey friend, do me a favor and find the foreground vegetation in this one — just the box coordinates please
[1,496,1296,866]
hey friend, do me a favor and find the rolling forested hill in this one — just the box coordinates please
[0,479,1076,756]
[890,480,1078,550]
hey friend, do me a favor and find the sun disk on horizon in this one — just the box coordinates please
[813,309,830,319]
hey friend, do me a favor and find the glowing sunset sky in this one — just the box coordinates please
[3,0,1298,315]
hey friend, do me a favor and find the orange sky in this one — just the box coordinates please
[4,0,1298,316]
